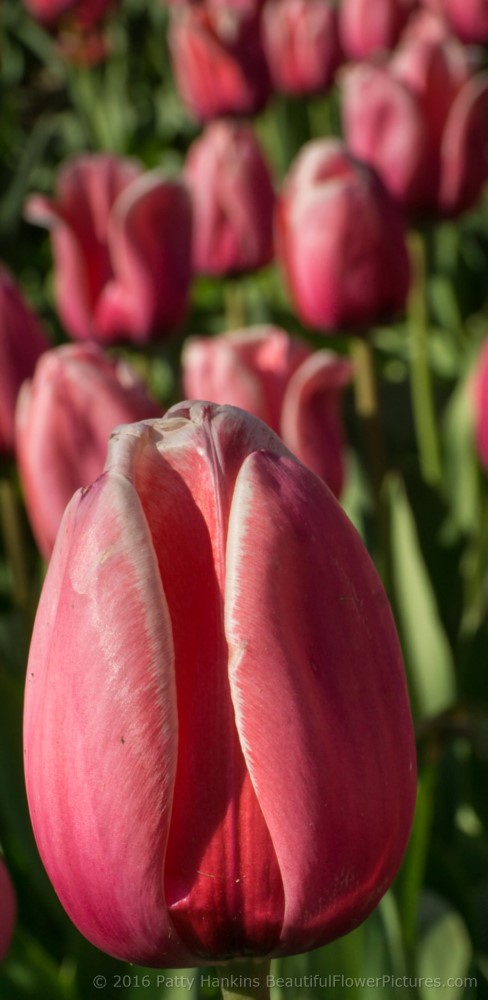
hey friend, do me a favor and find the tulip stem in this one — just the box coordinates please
[216,957,272,1000]
[408,231,442,487]
[0,474,30,610]
[225,281,246,330]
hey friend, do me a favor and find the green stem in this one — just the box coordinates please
[216,957,272,1000]
[0,476,30,609]
[408,231,442,487]
[224,280,246,330]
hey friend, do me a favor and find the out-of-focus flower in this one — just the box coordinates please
[182,325,352,494]
[184,121,275,276]
[261,0,342,97]
[276,139,410,332]
[419,0,488,42]
[22,0,112,26]
[25,155,193,345]
[24,401,416,966]
[471,337,488,470]
[16,343,161,559]
[168,3,270,121]
[341,13,488,216]
[0,858,16,960]
[0,266,49,458]
[339,0,416,60]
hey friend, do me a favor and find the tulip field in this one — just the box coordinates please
[2,0,488,998]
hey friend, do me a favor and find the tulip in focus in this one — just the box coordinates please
[25,154,192,344]
[276,139,411,332]
[0,858,16,960]
[0,266,49,457]
[339,0,416,60]
[182,326,352,495]
[341,14,488,217]
[16,343,160,559]
[168,3,270,121]
[261,0,342,97]
[24,401,416,967]
[185,121,275,276]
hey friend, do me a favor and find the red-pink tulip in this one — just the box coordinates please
[24,401,416,966]
[339,0,416,60]
[0,858,16,960]
[341,15,488,216]
[25,155,192,344]
[168,3,270,121]
[471,337,488,470]
[185,121,275,276]
[16,343,160,558]
[276,139,411,332]
[182,326,352,494]
[0,266,49,457]
[261,0,342,97]
[22,0,112,25]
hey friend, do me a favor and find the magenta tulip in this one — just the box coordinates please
[182,326,352,495]
[0,858,16,960]
[341,13,488,217]
[276,139,411,332]
[168,3,270,121]
[16,343,160,558]
[261,0,342,97]
[0,266,49,457]
[339,0,416,60]
[184,121,275,276]
[25,155,192,344]
[24,401,416,966]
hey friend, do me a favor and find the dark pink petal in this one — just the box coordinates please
[439,73,488,216]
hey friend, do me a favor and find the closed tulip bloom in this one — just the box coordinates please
[0,858,16,960]
[0,266,49,457]
[339,0,416,60]
[23,0,112,25]
[16,343,160,558]
[419,0,488,42]
[24,401,416,967]
[185,121,275,276]
[168,3,270,121]
[25,155,192,344]
[342,15,488,217]
[471,337,488,470]
[276,139,410,332]
[182,326,352,494]
[261,0,342,97]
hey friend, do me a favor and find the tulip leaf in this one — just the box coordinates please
[441,371,480,539]
[417,892,472,999]
[388,475,457,719]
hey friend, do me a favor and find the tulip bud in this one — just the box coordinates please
[168,3,270,121]
[339,0,416,60]
[0,858,16,960]
[182,326,352,494]
[419,0,488,42]
[16,343,160,558]
[261,0,342,98]
[24,401,416,967]
[0,266,49,458]
[25,155,193,344]
[184,121,275,277]
[276,139,411,332]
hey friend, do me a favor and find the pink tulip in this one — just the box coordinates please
[168,3,270,121]
[471,338,488,470]
[16,343,160,558]
[182,326,352,494]
[0,858,16,960]
[25,155,193,344]
[24,401,416,966]
[419,0,488,42]
[339,0,417,60]
[276,139,411,332]
[184,121,275,276]
[0,266,49,457]
[341,14,488,217]
[261,0,342,97]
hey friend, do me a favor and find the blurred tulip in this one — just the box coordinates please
[16,343,160,558]
[22,0,112,25]
[261,0,342,97]
[24,401,416,966]
[25,155,192,345]
[0,858,16,960]
[341,15,488,216]
[168,3,270,121]
[419,0,488,42]
[471,338,488,470]
[339,0,416,60]
[184,121,275,276]
[182,326,352,494]
[0,266,49,458]
[276,139,411,332]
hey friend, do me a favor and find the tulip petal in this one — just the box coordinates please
[440,72,488,216]
[226,450,416,953]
